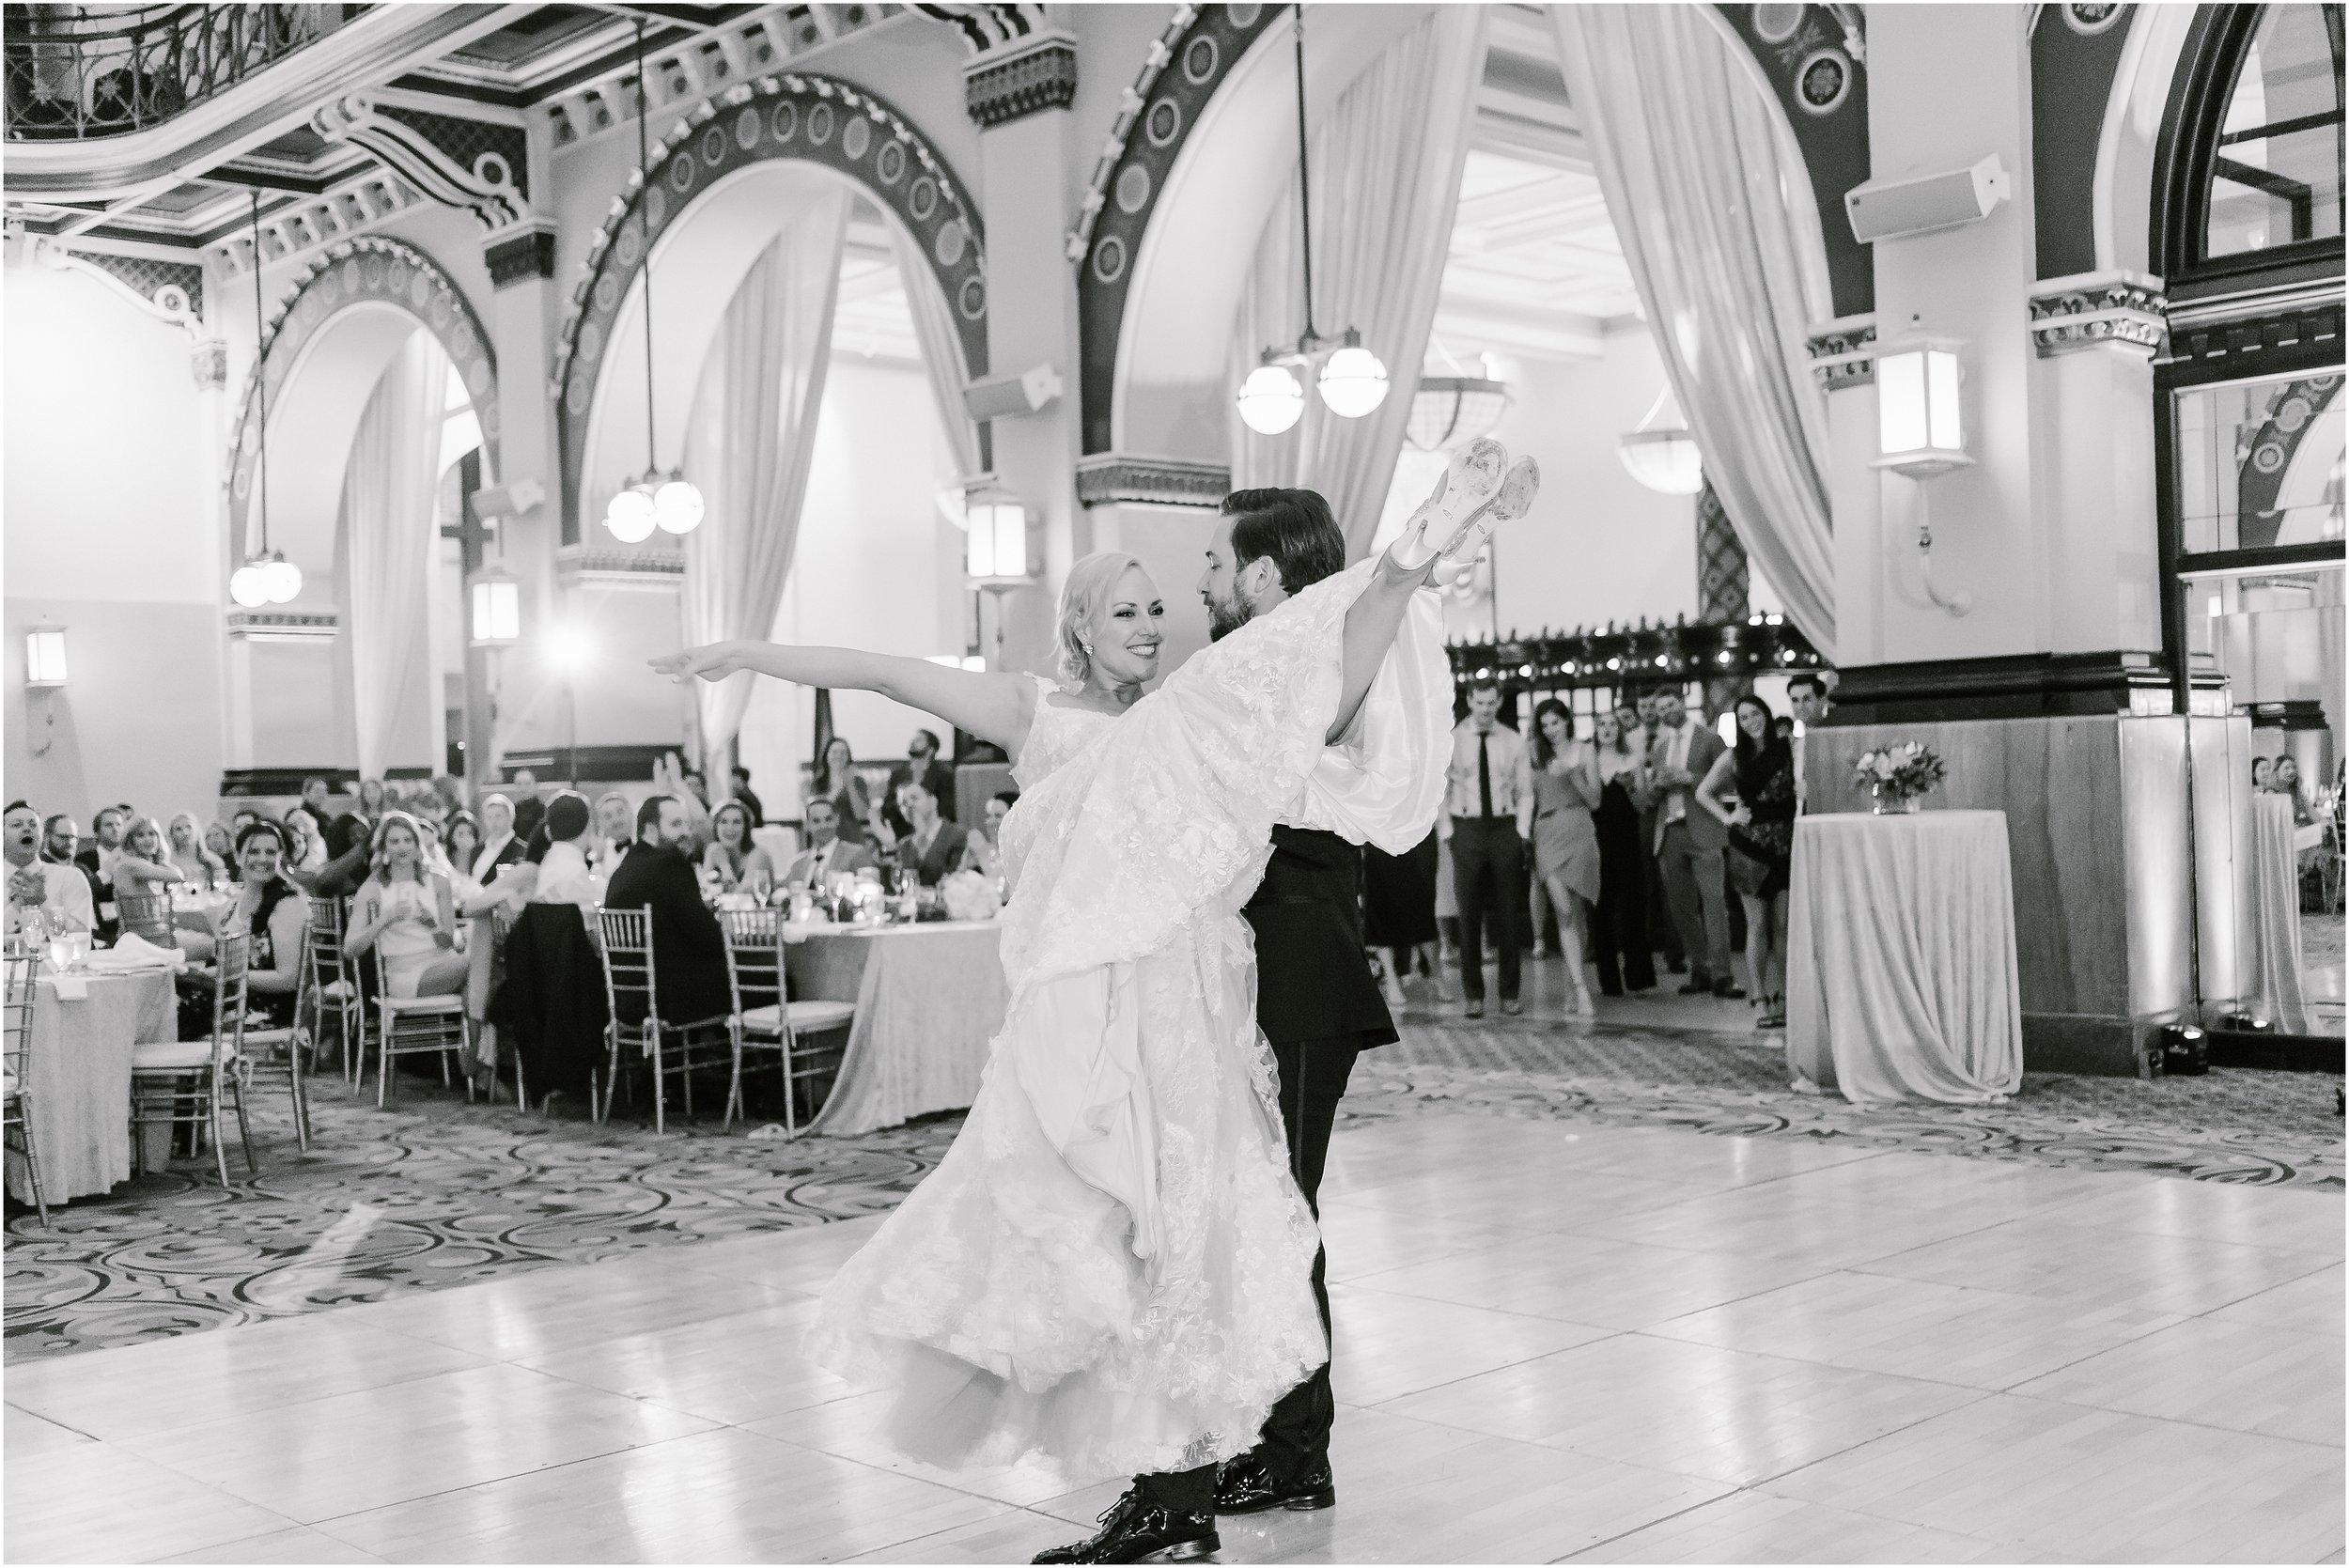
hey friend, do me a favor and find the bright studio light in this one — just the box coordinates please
[653,474,705,535]
[605,483,657,543]
[229,563,270,607]
[257,551,302,603]
[1317,341,1389,419]
[1237,364,1305,435]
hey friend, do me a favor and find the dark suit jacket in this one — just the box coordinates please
[894,821,971,888]
[1646,722,1728,854]
[1243,826,1397,1049]
[62,849,117,942]
[511,795,547,846]
[489,902,610,1100]
[601,840,732,1026]
[881,758,957,838]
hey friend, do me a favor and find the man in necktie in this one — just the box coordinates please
[1439,677,1532,1017]
[1646,690,1737,997]
[1787,672,1833,815]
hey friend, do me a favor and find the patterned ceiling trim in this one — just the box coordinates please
[226,609,339,643]
[206,171,426,278]
[556,543,685,590]
[2030,3,2136,279]
[552,72,987,542]
[1714,3,1874,318]
[29,241,205,326]
[913,2,1049,54]
[1803,311,1875,390]
[2029,269,2167,357]
[313,93,527,231]
[1073,452,1231,510]
[224,236,499,550]
[966,33,1078,127]
[1072,2,1283,455]
[2234,375,2342,551]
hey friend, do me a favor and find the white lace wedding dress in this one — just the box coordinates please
[804,559,1447,1483]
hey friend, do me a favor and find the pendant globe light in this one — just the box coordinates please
[231,193,303,608]
[1617,385,1704,495]
[605,19,702,541]
[1235,7,1387,434]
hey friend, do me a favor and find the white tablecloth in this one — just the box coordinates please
[784,922,1006,1137]
[10,969,175,1203]
[2248,793,2309,1033]
[1784,810,2023,1105]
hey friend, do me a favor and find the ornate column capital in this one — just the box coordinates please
[964,31,1078,127]
[483,217,558,289]
[1074,453,1229,510]
[2028,269,2168,358]
[1805,312,1877,391]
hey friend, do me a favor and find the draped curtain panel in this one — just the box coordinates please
[891,216,983,483]
[681,185,850,769]
[1229,6,1488,560]
[342,328,450,781]
[1551,3,1839,657]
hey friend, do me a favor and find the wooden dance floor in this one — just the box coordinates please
[7,1112,2341,1564]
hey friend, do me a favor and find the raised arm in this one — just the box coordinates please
[1329,550,1436,744]
[653,643,1037,754]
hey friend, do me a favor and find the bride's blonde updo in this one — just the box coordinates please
[1056,550,1147,688]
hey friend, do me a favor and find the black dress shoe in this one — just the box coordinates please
[1034,1486,1220,1564]
[1678,976,1713,996]
[1713,977,1746,1000]
[1215,1452,1337,1514]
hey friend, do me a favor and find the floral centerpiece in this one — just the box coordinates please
[1854,740,1946,814]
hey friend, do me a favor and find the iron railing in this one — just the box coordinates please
[5,4,366,142]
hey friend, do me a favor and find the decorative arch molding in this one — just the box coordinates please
[224,235,499,551]
[2236,374,2342,550]
[2031,3,2139,279]
[1071,2,1284,456]
[551,70,988,533]
[1711,3,1874,318]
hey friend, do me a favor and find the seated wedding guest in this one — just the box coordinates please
[77,803,127,888]
[603,795,732,1024]
[202,820,239,881]
[785,798,876,888]
[959,788,1019,879]
[40,814,106,916]
[682,768,711,810]
[213,821,310,1029]
[345,811,466,998]
[591,791,634,876]
[108,816,193,945]
[883,727,957,839]
[701,800,753,890]
[168,813,230,892]
[6,801,94,935]
[508,768,546,845]
[529,791,602,914]
[886,777,969,888]
[730,764,765,827]
[813,736,873,846]
[473,793,529,883]
[314,780,384,897]
[648,753,713,850]
[279,805,328,883]
[2253,755,2276,790]
[229,807,261,837]
[443,812,487,903]
[2273,756,2313,823]
[298,776,335,838]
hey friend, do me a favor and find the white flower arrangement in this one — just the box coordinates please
[1852,740,1945,810]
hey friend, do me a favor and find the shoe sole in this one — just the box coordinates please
[1219,1489,1336,1516]
[1135,1535,1221,1562]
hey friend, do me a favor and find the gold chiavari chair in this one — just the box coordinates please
[3,940,47,1224]
[239,920,315,1153]
[595,908,733,1135]
[368,945,472,1109]
[131,930,256,1187]
[112,890,175,949]
[718,908,854,1135]
[305,896,366,1084]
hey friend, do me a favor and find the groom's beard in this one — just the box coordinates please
[1205,586,1253,642]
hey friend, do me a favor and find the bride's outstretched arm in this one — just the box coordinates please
[1328,549,1435,743]
[652,642,1036,753]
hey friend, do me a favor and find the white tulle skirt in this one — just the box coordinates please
[802,910,1326,1483]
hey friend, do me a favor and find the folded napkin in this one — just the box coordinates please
[87,933,188,973]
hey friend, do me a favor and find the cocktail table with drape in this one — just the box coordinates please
[1784,810,2023,1105]
[9,970,175,1203]
[782,921,1006,1136]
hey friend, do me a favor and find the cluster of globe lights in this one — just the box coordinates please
[604,471,706,542]
[1235,333,1390,435]
[227,551,302,607]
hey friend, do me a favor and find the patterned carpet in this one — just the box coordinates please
[7,1020,2340,1364]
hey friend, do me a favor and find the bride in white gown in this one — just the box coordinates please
[653,448,1534,1486]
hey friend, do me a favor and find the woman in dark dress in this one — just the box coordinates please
[814,736,873,846]
[1697,693,1797,1029]
[1589,710,1657,996]
[1364,831,1452,1005]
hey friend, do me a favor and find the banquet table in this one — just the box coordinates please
[8,969,175,1203]
[1784,810,2023,1105]
[783,920,1006,1137]
[2248,793,2310,1033]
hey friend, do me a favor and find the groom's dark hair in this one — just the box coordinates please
[1222,487,1345,595]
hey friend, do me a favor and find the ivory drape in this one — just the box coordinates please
[890,217,983,483]
[1229,6,1487,560]
[342,328,449,780]
[680,187,850,769]
[1551,4,1839,657]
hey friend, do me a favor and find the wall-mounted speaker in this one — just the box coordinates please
[1845,155,2011,243]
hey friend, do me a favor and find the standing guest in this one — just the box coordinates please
[1589,711,1657,996]
[345,812,466,998]
[882,727,958,839]
[701,800,759,891]
[1527,698,1603,1018]
[1786,671,1833,812]
[211,822,310,1028]
[472,794,529,883]
[1698,694,1797,1028]
[297,777,335,838]
[1629,691,1684,975]
[814,736,874,846]
[507,769,546,846]
[1441,676,1532,1018]
[730,765,765,827]
[602,795,732,1024]
[202,821,239,880]
[1648,689,1738,998]
[7,802,93,935]
[784,797,876,887]
[1364,830,1449,1007]
[885,778,969,888]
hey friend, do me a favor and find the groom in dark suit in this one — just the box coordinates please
[1036,488,1400,1567]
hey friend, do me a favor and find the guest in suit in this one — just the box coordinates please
[1647,690,1738,997]
[784,798,877,887]
[40,815,107,927]
[507,769,546,846]
[1786,671,1833,813]
[881,727,957,840]
[886,777,969,888]
[1440,676,1532,1018]
[1628,692,1684,975]
[470,794,530,885]
[601,795,732,1026]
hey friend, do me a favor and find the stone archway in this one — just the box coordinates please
[552,71,988,541]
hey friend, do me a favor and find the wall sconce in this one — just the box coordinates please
[963,477,1036,583]
[469,565,521,648]
[1873,328,1973,615]
[24,624,67,688]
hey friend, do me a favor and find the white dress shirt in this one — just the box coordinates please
[1656,720,1696,826]
[9,860,96,934]
[1442,721,1533,823]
